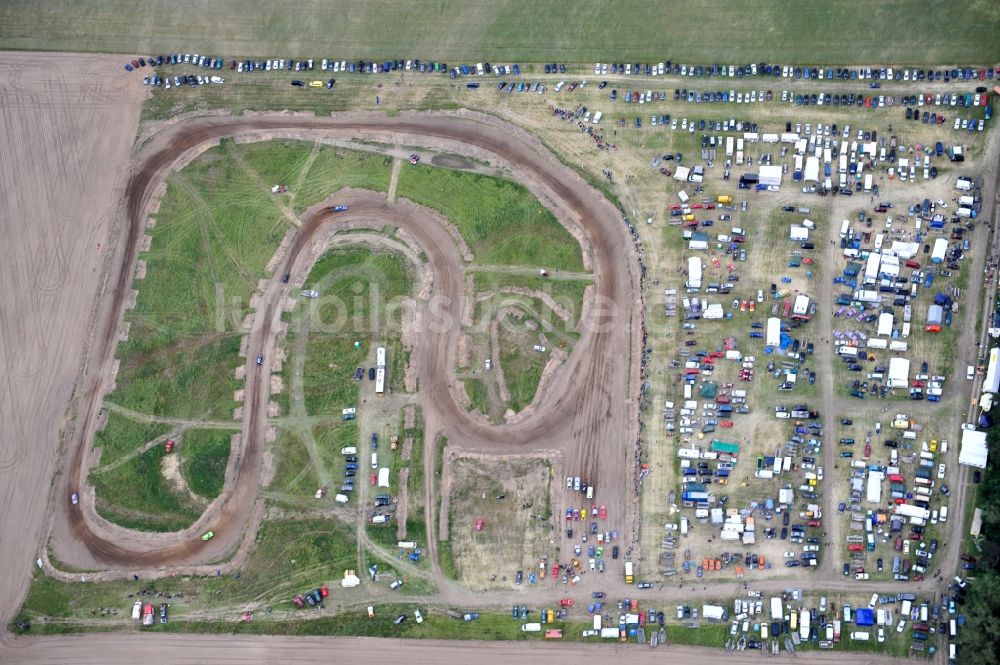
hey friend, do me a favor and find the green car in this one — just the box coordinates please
[201,531,214,541]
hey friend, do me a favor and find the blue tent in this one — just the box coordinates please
[855,608,875,626]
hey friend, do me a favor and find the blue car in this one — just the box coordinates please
[333,205,349,212]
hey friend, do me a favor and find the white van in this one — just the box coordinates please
[341,446,357,455]
[851,631,870,641]
[371,514,389,524]
[940,506,948,522]
[335,494,349,504]
[371,452,378,469]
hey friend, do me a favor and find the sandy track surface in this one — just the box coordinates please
[0,52,143,625]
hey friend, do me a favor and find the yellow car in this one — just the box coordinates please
[309,80,323,87]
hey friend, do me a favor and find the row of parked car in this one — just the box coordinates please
[591,61,998,83]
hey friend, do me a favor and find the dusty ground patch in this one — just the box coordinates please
[445,455,554,590]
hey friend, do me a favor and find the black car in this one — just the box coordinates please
[393,614,407,625]
[326,78,335,89]
[368,367,376,381]
[291,80,305,87]
[159,603,168,624]
[612,545,619,559]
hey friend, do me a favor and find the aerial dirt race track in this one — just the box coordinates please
[5,635,905,665]
[49,111,644,573]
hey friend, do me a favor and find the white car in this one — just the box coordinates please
[756,290,764,303]
[784,551,797,558]
[803,545,820,552]
[567,476,574,490]
[938,463,946,479]
[878,627,885,643]
[967,365,975,380]
[896,619,905,633]
[414,609,424,624]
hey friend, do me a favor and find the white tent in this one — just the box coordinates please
[877,313,894,337]
[959,427,988,468]
[792,295,810,317]
[766,317,781,348]
[674,165,691,182]
[866,470,883,504]
[686,257,702,290]
[984,347,1000,394]
[758,165,783,186]
[790,225,809,241]
[890,242,919,259]
[864,253,881,281]
[804,157,820,182]
[688,233,709,250]
[887,358,910,387]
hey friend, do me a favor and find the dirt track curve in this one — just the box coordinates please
[51,112,642,573]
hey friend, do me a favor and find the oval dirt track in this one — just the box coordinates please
[54,112,644,571]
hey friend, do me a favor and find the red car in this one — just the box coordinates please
[599,505,607,520]
[164,439,175,453]
[552,563,560,577]
[559,598,573,608]
[848,543,863,552]
[371,473,377,486]
[475,518,485,531]
[320,584,329,598]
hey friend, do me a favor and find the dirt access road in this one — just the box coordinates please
[0,52,144,624]
[4,634,904,665]
[48,112,643,581]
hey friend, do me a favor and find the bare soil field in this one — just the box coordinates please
[445,455,553,589]
[0,52,144,625]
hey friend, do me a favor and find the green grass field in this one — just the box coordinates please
[2,1,997,64]
[179,429,231,499]
[395,166,584,271]
[268,429,320,496]
[463,378,490,414]
[291,248,412,415]
[92,411,171,466]
[15,517,359,632]
[236,140,392,214]
[109,137,295,421]
[497,318,547,412]
[90,445,202,532]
